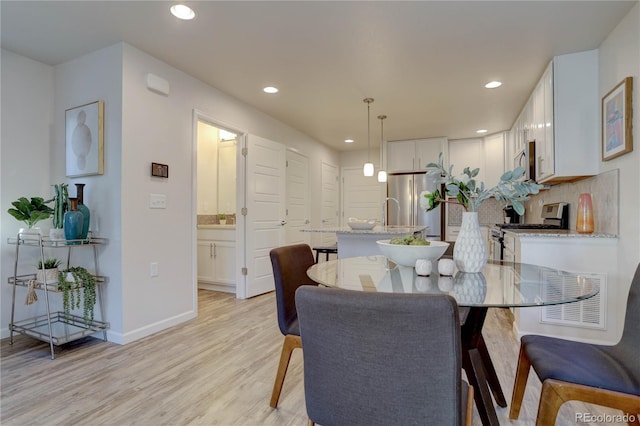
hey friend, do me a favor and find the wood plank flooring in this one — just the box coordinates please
[1,289,623,425]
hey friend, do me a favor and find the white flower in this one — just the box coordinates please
[419,191,432,210]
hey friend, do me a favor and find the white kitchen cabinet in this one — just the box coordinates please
[197,227,236,292]
[387,137,447,172]
[514,50,598,184]
[448,138,485,183]
[508,231,619,345]
[483,132,506,187]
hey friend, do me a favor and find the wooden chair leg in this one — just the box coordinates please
[307,419,315,426]
[269,334,302,408]
[509,344,532,419]
[536,380,566,426]
[465,385,475,426]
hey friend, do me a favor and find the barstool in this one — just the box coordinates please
[312,244,338,262]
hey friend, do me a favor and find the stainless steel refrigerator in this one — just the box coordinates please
[387,172,441,239]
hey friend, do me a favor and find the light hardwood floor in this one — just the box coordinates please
[1,289,623,425]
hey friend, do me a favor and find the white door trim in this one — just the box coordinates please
[192,109,247,300]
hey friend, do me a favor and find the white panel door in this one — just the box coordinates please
[285,150,310,245]
[342,167,384,224]
[320,161,339,246]
[245,134,286,298]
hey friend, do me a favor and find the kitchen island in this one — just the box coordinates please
[302,226,427,258]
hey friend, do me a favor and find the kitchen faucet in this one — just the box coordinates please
[382,197,400,227]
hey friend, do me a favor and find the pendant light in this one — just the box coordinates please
[377,114,387,182]
[363,98,375,176]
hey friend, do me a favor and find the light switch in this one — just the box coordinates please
[149,194,166,209]
[150,262,159,277]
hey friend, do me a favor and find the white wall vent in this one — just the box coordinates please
[540,272,606,330]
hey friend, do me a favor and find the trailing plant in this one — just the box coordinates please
[7,197,54,228]
[51,183,69,229]
[37,258,62,270]
[57,266,97,324]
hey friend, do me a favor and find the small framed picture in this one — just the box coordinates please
[66,100,104,177]
[151,162,169,178]
[602,77,633,161]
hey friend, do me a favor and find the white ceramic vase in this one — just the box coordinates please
[453,212,488,273]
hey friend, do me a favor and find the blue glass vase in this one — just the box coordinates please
[64,198,84,241]
[75,183,90,239]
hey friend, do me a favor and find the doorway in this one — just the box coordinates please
[195,117,240,295]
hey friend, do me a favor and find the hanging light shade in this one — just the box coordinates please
[377,114,387,182]
[363,98,374,176]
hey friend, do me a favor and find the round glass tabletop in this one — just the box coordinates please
[306,256,600,308]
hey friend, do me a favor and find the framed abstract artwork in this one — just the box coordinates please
[66,100,104,177]
[602,77,633,161]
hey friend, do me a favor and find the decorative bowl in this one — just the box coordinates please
[376,240,450,267]
[347,218,376,230]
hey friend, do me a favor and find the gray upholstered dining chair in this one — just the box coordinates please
[268,244,317,408]
[510,263,640,425]
[295,286,474,426]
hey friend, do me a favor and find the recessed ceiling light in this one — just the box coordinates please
[263,86,279,94]
[170,4,196,20]
[477,129,488,134]
[344,139,354,143]
[484,81,502,89]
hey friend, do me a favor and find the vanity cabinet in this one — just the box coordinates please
[197,227,236,292]
[386,137,447,172]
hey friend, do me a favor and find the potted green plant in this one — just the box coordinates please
[218,213,227,225]
[49,183,69,241]
[7,196,54,234]
[36,258,62,284]
[57,266,97,324]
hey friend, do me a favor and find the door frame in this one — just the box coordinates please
[192,109,247,300]
[285,148,311,246]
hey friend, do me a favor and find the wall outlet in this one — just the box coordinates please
[150,262,159,277]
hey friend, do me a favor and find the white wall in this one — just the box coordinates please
[598,2,640,339]
[1,50,55,336]
[1,42,340,343]
[119,42,339,341]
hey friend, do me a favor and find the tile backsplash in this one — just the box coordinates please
[447,169,619,235]
[447,197,504,226]
[523,169,619,235]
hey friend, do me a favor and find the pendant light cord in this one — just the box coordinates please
[364,98,374,162]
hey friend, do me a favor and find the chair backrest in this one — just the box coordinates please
[296,286,464,426]
[269,244,317,336]
[612,263,640,360]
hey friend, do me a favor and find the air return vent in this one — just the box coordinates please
[540,272,606,330]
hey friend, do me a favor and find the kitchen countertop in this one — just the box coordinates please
[197,224,236,230]
[503,229,617,238]
[301,226,426,234]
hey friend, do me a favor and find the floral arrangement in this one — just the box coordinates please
[420,153,543,215]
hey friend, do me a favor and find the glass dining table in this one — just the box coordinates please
[306,255,600,426]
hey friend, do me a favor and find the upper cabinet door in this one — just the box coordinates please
[387,137,448,172]
[386,140,416,172]
[415,137,447,170]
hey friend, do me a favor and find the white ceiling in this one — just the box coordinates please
[1,1,635,151]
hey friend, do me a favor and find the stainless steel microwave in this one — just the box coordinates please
[516,141,536,181]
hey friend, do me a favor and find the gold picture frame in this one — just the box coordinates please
[66,100,104,177]
[602,77,633,161]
